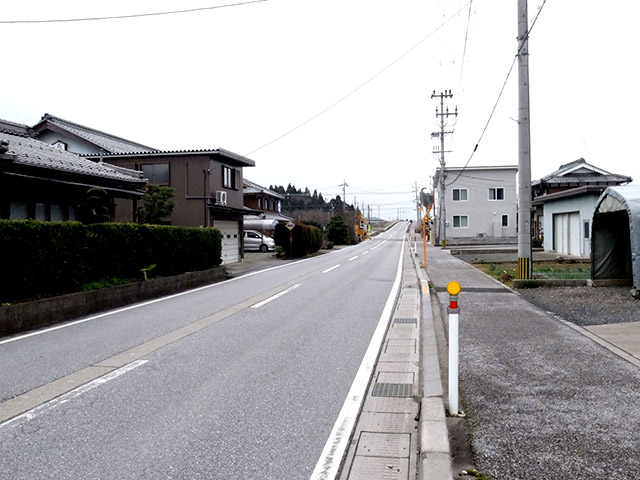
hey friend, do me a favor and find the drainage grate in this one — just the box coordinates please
[393,317,417,325]
[371,382,413,397]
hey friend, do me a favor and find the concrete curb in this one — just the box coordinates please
[410,247,454,480]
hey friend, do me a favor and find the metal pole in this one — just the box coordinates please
[447,281,461,416]
[517,0,532,279]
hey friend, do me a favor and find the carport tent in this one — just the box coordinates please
[592,185,640,288]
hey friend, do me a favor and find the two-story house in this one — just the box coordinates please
[83,149,259,265]
[33,114,259,264]
[242,179,291,235]
[532,158,632,256]
[0,118,145,221]
[433,165,518,245]
[32,113,158,155]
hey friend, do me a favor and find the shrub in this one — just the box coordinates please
[0,220,222,303]
[274,222,322,258]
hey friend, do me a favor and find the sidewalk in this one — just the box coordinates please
[423,244,640,479]
[338,241,452,480]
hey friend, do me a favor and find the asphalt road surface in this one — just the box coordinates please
[0,223,407,480]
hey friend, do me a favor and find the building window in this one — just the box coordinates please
[141,163,170,184]
[489,187,504,201]
[222,166,236,189]
[502,214,509,227]
[10,202,28,220]
[258,198,263,209]
[584,220,590,239]
[452,215,468,228]
[452,188,468,201]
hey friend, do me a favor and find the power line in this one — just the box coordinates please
[445,0,547,187]
[457,0,474,92]
[244,1,472,157]
[0,0,267,24]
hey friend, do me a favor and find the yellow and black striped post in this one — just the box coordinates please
[518,257,531,280]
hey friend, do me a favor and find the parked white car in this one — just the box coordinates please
[243,230,275,252]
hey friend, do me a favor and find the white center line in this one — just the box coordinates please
[362,250,369,255]
[250,284,301,309]
[347,256,358,262]
[1,360,148,429]
[322,264,341,274]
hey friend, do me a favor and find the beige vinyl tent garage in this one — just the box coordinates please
[591,185,640,293]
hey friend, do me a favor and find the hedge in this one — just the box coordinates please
[274,222,323,258]
[0,220,222,303]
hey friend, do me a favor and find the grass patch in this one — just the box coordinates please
[474,261,591,287]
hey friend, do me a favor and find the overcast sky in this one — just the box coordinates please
[3,0,638,219]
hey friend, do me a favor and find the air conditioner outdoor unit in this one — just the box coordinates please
[215,191,227,206]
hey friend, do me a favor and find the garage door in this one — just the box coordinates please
[553,212,580,255]
[215,220,240,265]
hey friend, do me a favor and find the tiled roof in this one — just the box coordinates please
[0,131,146,184]
[243,178,284,198]
[543,174,632,184]
[533,158,632,186]
[0,118,34,137]
[34,114,159,154]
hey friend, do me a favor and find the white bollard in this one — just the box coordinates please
[446,281,461,416]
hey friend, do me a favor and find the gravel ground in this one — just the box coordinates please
[425,248,640,480]
[517,286,640,326]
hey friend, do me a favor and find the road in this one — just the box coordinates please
[0,223,408,479]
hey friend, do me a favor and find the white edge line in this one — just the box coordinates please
[322,264,341,274]
[1,230,396,347]
[0,253,329,346]
[250,284,301,309]
[1,360,148,429]
[310,235,405,479]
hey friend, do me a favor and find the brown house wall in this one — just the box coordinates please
[107,155,245,227]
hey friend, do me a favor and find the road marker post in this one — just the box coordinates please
[447,281,461,416]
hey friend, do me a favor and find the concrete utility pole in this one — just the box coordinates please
[340,179,348,212]
[431,90,457,247]
[517,0,533,279]
[414,182,421,225]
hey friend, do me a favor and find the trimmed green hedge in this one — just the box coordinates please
[274,222,322,258]
[0,220,222,303]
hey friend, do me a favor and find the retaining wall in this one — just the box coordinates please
[0,267,226,337]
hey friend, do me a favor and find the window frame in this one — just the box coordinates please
[452,214,469,228]
[452,188,468,202]
[488,187,505,201]
[501,214,509,227]
[222,165,237,189]
[140,163,170,185]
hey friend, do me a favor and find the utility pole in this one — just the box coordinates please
[431,90,457,247]
[340,179,348,212]
[415,182,421,225]
[517,0,532,279]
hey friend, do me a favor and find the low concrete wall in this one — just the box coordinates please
[513,278,591,288]
[0,267,227,337]
[445,237,517,246]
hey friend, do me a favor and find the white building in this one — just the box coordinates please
[433,165,518,245]
[532,159,632,257]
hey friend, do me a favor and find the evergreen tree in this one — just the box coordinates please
[137,184,175,224]
[326,214,350,245]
